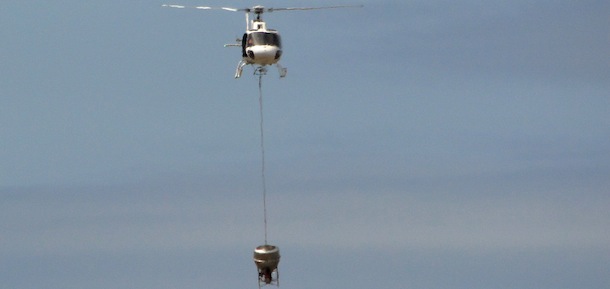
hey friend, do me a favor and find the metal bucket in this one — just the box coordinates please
[253,244,280,271]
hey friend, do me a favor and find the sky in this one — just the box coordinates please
[1,0,609,288]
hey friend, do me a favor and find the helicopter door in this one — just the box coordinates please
[241,33,247,57]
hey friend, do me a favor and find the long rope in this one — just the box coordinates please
[258,71,268,245]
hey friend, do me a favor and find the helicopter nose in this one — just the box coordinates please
[248,46,281,65]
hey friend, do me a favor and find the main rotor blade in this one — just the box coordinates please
[267,5,363,12]
[162,4,242,12]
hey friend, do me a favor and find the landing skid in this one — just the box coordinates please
[235,60,247,78]
[277,63,287,78]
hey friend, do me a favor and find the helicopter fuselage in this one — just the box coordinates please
[241,23,283,66]
[233,18,286,78]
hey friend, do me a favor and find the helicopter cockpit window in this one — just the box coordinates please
[247,32,281,47]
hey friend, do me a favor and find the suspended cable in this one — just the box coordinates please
[257,68,268,245]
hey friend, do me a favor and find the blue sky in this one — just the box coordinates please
[1,1,609,288]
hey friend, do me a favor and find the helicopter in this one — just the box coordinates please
[162,4,362,78]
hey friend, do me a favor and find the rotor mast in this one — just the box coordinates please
[245,6,268,30]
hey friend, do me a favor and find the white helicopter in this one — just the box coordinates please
[162,4,362,78]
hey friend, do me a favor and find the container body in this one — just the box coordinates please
[253,244,280,271]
